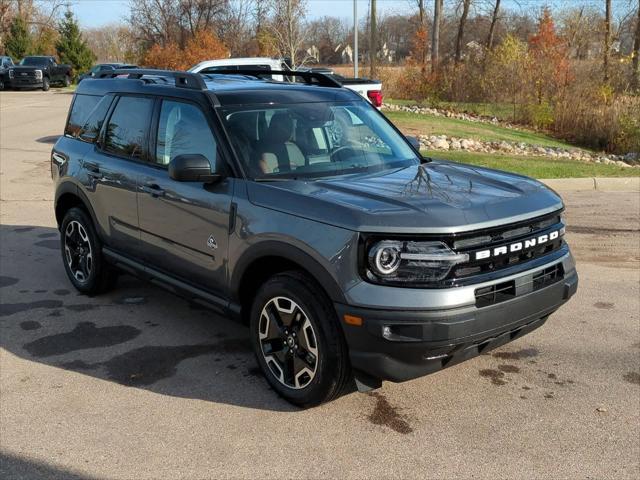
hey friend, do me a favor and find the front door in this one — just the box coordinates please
[137,99,234,298]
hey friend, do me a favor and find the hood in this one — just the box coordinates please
[246,161,564,234]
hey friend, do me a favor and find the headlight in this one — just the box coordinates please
[34,69,43,79]
[8,69,14,79]
[366,240,469,284]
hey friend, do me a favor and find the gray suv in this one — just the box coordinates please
[51,69,578,406]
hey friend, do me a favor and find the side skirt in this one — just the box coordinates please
[102,247,241,319]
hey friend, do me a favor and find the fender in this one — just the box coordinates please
[230,240,346,304]
[54,180,101,238]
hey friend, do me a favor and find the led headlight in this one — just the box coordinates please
[8,69,14,79]
[34,69,43,79]
[367,240,469,284]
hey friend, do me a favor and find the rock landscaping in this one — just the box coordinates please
[382,103,639,168]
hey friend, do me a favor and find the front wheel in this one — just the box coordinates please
[250,271,351,407]
[60,207,117,294]
[42,77,50,91]
[63,75,71,87]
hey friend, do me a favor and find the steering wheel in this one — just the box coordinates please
[329,145,358,162]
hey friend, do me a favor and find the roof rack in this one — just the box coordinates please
[97,68,206,90]
[203,69,343,88]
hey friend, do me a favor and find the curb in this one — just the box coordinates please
[539,177,640,192]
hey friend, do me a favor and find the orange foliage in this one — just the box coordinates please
[528,8,572,100]
[143,30,229,70]
[408,26,429,68]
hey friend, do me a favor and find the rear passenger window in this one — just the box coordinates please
[103,96,154,160]
[65,94,101,137]
[78,95,113,143]
[155,100,217,168]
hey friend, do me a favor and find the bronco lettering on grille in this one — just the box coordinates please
[474,230,561,261]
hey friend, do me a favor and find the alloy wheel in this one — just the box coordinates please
[64,220,93,283]
[258,296,319,389]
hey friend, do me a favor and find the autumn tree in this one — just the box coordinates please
[528,8,570,104]
[143,30,228,70]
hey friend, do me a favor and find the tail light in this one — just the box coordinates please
[367,90,383,108]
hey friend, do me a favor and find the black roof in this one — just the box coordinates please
[76,70,361,107]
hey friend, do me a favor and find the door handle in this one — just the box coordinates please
[83,162,102,179]
[142,183,165,198]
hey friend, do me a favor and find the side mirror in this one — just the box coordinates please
[169,154,221,183]
[406,135,421,151]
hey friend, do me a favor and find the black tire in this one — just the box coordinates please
[42,77,50,91]
[60,207,117,294]
[250,271,351,407]
[63,75,71,87]
[0,79,5,90]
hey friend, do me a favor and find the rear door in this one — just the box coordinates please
[137,97,234,300]
[80,95,155,259]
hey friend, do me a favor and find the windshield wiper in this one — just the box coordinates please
[254,177,299,182]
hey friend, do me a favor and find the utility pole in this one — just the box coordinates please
[354,0,358,77]
[431,0,442,72]
[370,0,377,77]
[632,0,640,91]
[604,0,611,82]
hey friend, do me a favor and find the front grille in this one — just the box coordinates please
[474,262,564,307]
[449,211,565,282]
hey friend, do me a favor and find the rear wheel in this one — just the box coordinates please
[250,271,351,407]
[60,207,117,294]
[42,77,50,91]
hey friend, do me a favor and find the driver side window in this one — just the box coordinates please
[155,100,217,169]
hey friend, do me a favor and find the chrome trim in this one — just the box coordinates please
[400,252,469,262]
[52,152,67,166]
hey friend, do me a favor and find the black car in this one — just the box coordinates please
[8,56,72,90]
[78,63,138,83]
[51,68,577,406]
[0,56,15,90]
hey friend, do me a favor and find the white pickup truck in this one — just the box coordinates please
[188,58,383,107]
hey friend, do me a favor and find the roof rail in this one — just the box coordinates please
[204,69,343,88]
[97,68,206,90]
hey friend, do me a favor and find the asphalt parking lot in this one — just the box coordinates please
[1,90,639,479]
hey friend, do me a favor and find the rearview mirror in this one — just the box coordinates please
[169,154,221,183]
[406,135,421,151]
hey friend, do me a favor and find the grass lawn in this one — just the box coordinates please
[385,109,573,149]
[422,150,640,179]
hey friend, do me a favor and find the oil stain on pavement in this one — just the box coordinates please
[23,321,141,357]
[492,348,539,360]
[367,392,413,434]
[34,240,60,250]
[593,302,615,310]
[623,372,640,385]
[479,368,507,385]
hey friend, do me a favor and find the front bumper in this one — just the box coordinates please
[336,256,578,383]
[9,77,43,88]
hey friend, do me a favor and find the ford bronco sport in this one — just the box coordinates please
[51,69,578,407]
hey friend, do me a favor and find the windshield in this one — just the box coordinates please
[222,101,419,180]
[20,57,48,66]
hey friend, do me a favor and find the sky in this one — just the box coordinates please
[68,0,623,29]
[70,0,419,29]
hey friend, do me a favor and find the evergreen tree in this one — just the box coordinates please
[5,17,32,60]
[55,10,95,77]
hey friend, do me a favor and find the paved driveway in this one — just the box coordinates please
[1,91,639,479]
